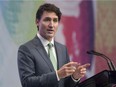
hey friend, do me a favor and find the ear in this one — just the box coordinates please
[36,19,40,26]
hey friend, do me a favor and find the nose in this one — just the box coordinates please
[48,21,53,28]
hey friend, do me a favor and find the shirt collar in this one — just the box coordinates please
[37,32,54,47]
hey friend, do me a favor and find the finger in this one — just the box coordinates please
[64,66,75,70]
[79,69,87,75]
[76,66,87,73]
[65,62,78,67]
[81,70,86,74]
[75,63,81,67]
[64,69,76,77]
[80,68,86,73]
[80,68,86,72]
[81,63,90,68]
[71,66,76,70]
[65,69,76,73]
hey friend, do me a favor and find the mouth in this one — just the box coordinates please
[47,29,54,34]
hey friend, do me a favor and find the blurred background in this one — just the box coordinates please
[0,0,116,87]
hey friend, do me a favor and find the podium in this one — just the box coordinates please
[77,70,116,87]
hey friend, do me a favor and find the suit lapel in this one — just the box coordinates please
[32,36,54,71]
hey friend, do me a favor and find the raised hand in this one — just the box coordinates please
[57,62,79,79]
[72,63,90,80]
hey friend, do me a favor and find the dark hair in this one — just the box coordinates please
[36,3,62,21]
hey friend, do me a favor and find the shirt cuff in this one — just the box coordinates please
[56,71,60,81]
[71,75,81,82]
[55,71,81,82]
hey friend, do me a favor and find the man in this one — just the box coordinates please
[17,3,90,87]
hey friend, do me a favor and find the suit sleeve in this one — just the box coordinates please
[17,45,59,87]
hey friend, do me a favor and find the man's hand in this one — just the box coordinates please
[57,62,79,79]
[72,63,90,80]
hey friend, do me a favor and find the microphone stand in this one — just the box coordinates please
[74,50,116,87]
[99,53,116,71]
[87,50,116,71]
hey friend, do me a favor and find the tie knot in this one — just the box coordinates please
[48,43,53,49]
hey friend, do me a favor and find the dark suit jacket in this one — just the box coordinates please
[18,36,77,87]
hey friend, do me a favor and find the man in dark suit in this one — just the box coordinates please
[17,3,90,87]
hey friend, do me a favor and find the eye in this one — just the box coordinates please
[53,18,58,22]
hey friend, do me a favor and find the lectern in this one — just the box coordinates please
[77,70,116,87]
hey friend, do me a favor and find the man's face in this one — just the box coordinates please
[36,11,59,41]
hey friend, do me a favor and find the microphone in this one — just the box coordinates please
[87,50,116,71]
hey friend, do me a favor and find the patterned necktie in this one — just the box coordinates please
[48,43,57,70]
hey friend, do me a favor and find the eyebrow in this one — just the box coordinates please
[44,17,58,21]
